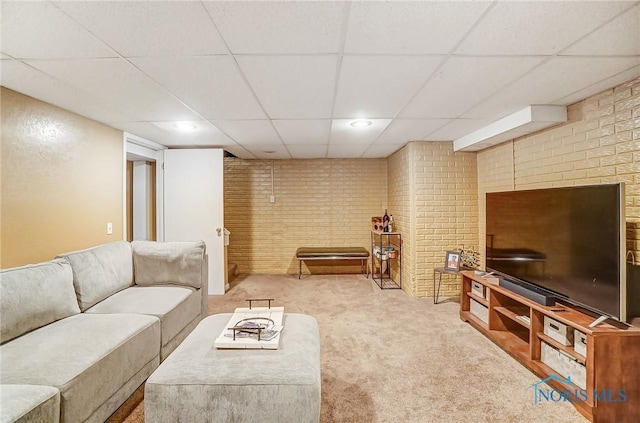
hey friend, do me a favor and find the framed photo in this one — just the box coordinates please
[444,251,461,271]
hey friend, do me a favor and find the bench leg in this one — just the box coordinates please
[298,259,302,279]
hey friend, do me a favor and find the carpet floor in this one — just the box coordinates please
[108,273,587,423]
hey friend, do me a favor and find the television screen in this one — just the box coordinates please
[486,183,625,320]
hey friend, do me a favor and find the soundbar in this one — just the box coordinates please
[499,278,556,306]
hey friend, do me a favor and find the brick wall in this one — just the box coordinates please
[477,76,640,265]
[224,158,387,274]
[388,142,479,298]
[388,144,415,295]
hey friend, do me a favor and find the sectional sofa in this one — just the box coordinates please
[0,240,208,423]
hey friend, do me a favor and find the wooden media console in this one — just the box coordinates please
[459,271,640,422]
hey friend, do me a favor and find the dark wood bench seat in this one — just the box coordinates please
[296,247,370,279]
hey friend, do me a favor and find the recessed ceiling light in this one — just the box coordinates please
[350,119,372,128]
[173,122,197,131]
[263,150,276,154]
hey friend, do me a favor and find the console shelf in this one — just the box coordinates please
[459,271,640,423]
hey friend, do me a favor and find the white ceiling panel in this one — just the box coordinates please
[56,1,227,57]
[1,59,133,123]
[327,144,369,158]
[212,120,282,145]
[286,144,329,159]
[399,56,545,119]
[362,144,405,159]
[464,57,640,119]
[427,119,493,141]
[330,119,392,145]
[1,1,116,59]
[244,144,291,159]
[223,145,255,160]
[333,56,443,118]
[111,121,237,147]
[25,58,199,122]
[132,56,265,120]
[272,120,331,145]
[553,65,640,106]
[375,119,451,144]
[204,1,346,54]
[345,1,490,54]
[237,56,337,119]
[457,1,633,55]
[562,5,640,56]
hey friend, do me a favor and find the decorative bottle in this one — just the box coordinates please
[383,209,390,232]
[389,215,394,232]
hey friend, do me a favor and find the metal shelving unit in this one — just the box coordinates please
[370,230,402,289]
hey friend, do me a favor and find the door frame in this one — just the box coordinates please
[123,132,166,241]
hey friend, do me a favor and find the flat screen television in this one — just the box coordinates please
[486,183,627,321]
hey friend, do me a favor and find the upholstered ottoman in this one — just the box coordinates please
[145,313,321,423]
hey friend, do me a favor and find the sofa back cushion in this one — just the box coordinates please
[58,241,133,311]
[1,259,80,344]
[132,241,206,289]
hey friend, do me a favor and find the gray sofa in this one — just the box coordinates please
[0,240,208,423]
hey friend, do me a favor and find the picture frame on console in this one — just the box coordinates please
[444,251,461,271]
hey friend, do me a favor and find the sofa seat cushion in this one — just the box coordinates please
[58,241,133,311]
[0,385,60,423]
[85,286,200,349]
[1,259,79,344]
[0,314,160,423]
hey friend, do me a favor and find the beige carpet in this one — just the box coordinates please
[108,274,587,423]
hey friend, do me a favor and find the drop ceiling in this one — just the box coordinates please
[1,1,639,159]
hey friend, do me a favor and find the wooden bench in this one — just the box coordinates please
[296,247,370,279]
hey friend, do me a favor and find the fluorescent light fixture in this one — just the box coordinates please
[350,119,372,128]
[453,105,567,152]
[173,122,198,131]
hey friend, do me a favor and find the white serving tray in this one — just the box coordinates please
[214,306,284,350]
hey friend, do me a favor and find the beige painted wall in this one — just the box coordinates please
[1,87,124,268]
[477,77,640,265]
[224,158,387,275]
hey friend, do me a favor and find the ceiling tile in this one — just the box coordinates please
[553,65,640,106]
[333,56,443,118]
[375,119,452,144]
[212,120,282,145]
[399,56,545,119]
[111,121,237,147]
[1,2,116,59]
[330,119,391,145]
[243,144,291,159]
[204,1,346,54]
[131,56,265,120]
[222,145,255,160]
[56,1,227,57]
[327,144,369,159]
[362,144,405,159]
[345,1,490,54]
[272,120,331,145]
[1,59,133,123]
[456,1,633,55]
[236,56,337,119]
[427,119,493,141]
[25,58,199,122]
[464,57,640,119]
[562,4,640,56]
[286,145,328,159]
